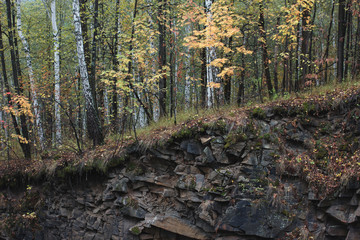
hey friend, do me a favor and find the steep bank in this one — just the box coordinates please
[2,88,360,239]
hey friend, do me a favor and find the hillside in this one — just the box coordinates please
[1,86,360,239]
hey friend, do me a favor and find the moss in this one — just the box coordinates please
[106,155,127,169]
[224,132,248,149]
[130,226,141,235]
[172,127,195,140]
[56,164,77,179]
[302,102,316,114]
[250,107,266,120]
[208,119,227,133]
[319,122,331,134]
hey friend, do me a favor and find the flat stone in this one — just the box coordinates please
[326,225,348,237]
[242,153,258,166]
[195,174,205,191]
[84,232,95,240]
[122,206,147,219]
[163,189,176,198]
[150,215,209,240]
[203,147,216,163]
[326,205,355,223]
[217,200,292,238]
[354,205,360,217]
[187,141,203,155]
[346,226,360,240]
[226,142,246,158]
[113,178,129,193]
[350,194,359,206]
[200,136,213,145]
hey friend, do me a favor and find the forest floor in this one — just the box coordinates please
[1,80,360,188]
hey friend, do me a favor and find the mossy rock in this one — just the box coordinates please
[250,107,266,120]
[272,105,288,116]
[224,132,248,149]
[302,102,316,115]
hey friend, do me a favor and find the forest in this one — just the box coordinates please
[0,0,359,160]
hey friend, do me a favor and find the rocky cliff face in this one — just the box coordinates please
[2,94,360,240]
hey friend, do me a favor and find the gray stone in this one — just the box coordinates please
[326,205,356,223]
[163,189,176,198]
[326,225,348,237]
[217,200,292,238]
[113,178,129,193]
[122,206,147,219]
[346,226,360,240]
[84,232,95,240]
[148,215,209,239]
[195,174,205,191]
[242,153,258,166]
[226,142,246,158]
[203,147,216,163]
[187,141,203,155]
[102,192,115,202]
[350,194,359,206]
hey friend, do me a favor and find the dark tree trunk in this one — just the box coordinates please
[224,36,232,105]
[344,3,352,80]
[324,0,335,83]
[169,17,174,117]
[237,53,246,106]
[111,0,120,130]
[201,47,207,108]
[295,21,300,91]
[353,17,360,76]
[90,0,99,110]
[273,17,280,94]
[5,0,31,159]
[300,3,312,89]
[158,0,167,117]
[0,18,29,159]
[337,0,347,82]
[308,1,317,77]
[259,3,273,98]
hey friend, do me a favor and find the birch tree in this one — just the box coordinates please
[16,0,46,150]
[42,0,62,146]
[73,0,104,146]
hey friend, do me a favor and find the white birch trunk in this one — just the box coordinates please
[205,0,219,108]
[73,0,94,110]
[146,5,159,122]
[16,0,45,149]
[73,0,102,144]
[42,0,61,146]
[50,0,62,146]
[51,0,62,146]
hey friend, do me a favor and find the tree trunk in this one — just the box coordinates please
[352,17,360,76]
[273,17,280,94]
[323,0,335,83]
[300,2,312,89]
[259,2,273,98]
[0,18,29,159]
[344,3,352,80]
[16,0,46,150]
[90,0,99,111]
[73,0,103,146]
[184,25,191,109]
[158,0,167,117]
[337,0,347,82]
[5,0,31,159]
